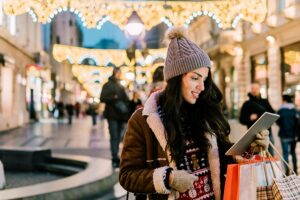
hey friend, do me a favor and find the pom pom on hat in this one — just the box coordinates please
[164,27,211,81]
[167,27,187,40]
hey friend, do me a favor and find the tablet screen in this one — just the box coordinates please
[225,112,280,156]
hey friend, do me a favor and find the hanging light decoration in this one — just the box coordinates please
[125,11,145,37]
[52,44,166,67]
[53,44,166,97]
[3,0,267,29]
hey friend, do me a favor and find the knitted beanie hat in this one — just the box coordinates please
[164,27,211,81]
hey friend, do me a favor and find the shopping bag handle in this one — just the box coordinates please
[259,148,278,185]
[259,150,271,185]
[267,143,300,199]
[269,142,297,175]
[265,150,281,179]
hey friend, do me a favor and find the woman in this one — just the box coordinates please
[149,65,166,95]
[119,27,269,200]
[129,91,143,116]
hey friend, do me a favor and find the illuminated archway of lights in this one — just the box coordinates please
[53,44,166,97]
[53,44,167,67]
[3,0,267,30]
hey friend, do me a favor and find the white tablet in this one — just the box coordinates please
[225,112,280,156]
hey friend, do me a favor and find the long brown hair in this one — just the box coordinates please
[158,70,231,164]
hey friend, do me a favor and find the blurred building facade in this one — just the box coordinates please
[189,0,300,118]
[49,12,83,105]
[0,0,299,133]
[0,3,52,130]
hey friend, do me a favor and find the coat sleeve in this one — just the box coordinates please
[119,112,157,194]
[265,100,275,113]
[239,102,250,126]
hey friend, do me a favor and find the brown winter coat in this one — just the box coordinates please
[119,91,234,200]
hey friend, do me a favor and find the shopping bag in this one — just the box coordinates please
[114,100,129,114]
[257,185,274,200]
[223,164,239,200]
[256,159,277,200]
[238,160,280,200]
[272,174,300,200]
[224,158,278,200]
[0,161,6,189]
[267,142,300,200]
[255,161,283,187]
[239,163,257,200]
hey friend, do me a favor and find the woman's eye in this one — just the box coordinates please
[191,77,198,80]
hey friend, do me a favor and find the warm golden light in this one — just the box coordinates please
[266,35,276,44]
[3,0,267,29]
[53,44,166,67]
[53,44,166,97]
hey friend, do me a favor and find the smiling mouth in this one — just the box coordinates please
[192,91,199,99]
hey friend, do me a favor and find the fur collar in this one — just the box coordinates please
[143,91,221,200]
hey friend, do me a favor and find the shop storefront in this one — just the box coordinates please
[281,42,300,107]
[26,64,53,119]
[251,52,269,99]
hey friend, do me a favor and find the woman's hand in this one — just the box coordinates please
[250,130,270,150]
[169,170,198,193]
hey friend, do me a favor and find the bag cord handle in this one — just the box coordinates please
[269,142,296,175]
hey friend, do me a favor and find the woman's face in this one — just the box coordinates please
[181,67,209,104]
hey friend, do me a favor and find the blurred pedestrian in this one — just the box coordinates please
[74,102,81,118]
[119,27,270,200]
[86,103,99,126]
[276,94,298,174]
[239,82,275,155]
[100,67,130,168]
[65,103,74,125]
[56,101,65,123]
[149,65,165,95]
[29,89,38,122]
[129,91,142,116]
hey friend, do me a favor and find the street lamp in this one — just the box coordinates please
[125,11,145,37]
[125,11,145,89]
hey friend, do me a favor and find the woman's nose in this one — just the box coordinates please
[196,81,205,91]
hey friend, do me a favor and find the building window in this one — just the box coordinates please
[69,19,73,27]
[281,42,300,106]
[251,53,269,98]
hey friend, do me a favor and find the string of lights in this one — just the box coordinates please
[3,0,267,29]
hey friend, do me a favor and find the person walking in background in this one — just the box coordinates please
[276,94,298,174]
[74,102,81,118]
[119,27,270,200]
[239,82,275,155]
[100,67,130,168]
[65,103,74,125]
[56,101,65,123]
[149,65,166,94]
[129,90,142,116]
[88,103,99,126]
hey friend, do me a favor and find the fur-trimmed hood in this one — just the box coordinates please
[142,91,221,200]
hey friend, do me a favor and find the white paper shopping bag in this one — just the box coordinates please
[239,163,257,200]
[255,161,282,187]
